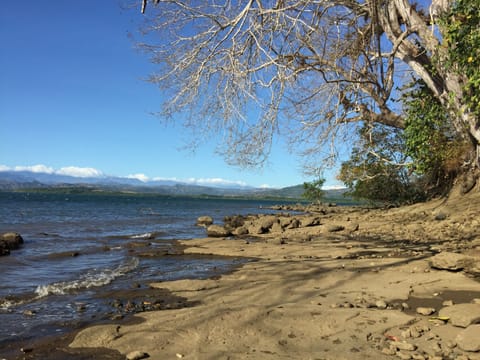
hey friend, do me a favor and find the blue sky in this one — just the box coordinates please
[0,1,343,189]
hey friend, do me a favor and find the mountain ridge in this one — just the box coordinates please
[0,170,347,200]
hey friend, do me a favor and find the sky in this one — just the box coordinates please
[0,0,344,189]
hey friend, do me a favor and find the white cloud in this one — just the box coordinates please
[185,177,248,187]
[56,166,104,178]
[259,184,273,189]
[15,164,55,174]
[152,176,180,182]
[0,164,104,178]
[0,164,258,188]
[126,173,150,182]
[323,184,346,190]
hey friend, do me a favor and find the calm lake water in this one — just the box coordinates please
[0,191,291,346]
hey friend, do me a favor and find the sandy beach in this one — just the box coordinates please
[65,188,480,359]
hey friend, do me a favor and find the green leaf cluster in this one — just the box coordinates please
[443,0,480,117]
[302,177,325,204]
[403,80,467,195]
[403,81,460,170]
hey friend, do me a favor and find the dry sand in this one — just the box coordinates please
[70,189,480,360]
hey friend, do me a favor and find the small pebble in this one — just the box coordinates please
[416,307,435,316]
[395,341,417,351]
[409,327,421,338]
[411,353,425,360]
[382,347,396,355]
[442,300,454,306]
[396,350,412,360]
[22,310,36,316]
[434,213,447,221]
[126,350,149,360]
[430,342,442,355]
[376,300,387,309]
[445,340,456,349]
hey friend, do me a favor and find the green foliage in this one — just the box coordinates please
[338,0,480,204]
[403,80,465,194]
[443,0,480,117]
[339,80,468,204]
[403,82,448,174]
[302,177,325,203]
[338,124,421,206]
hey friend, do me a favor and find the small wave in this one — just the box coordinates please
[34,258,139,298]
[130,232,155,239]
[138,207,162,216]
[0,293,36,309]
[104,231,165,241]
[0,297,18,309]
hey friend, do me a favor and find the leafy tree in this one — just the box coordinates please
[137,1,479,188]
[403,80,468,195]
[302,177,325,203]
[338,124,421,205]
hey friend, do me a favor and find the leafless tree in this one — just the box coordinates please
[136,0,478,173]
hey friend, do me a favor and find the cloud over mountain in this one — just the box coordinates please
[0,164,104,178]
[0,164,252,189]
[56,166,104,178]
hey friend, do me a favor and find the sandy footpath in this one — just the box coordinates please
[70,189,480,359]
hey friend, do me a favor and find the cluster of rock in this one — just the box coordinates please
[0,232,23,256]
[267,203,338,212]
[197,212,354,238]
[373,299,480,359]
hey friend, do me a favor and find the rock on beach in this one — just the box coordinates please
[438,303,480,328]
[430,252,475,271]
[0,232,24,256]
[206,225,231,237]
[196,216,213,227]
[456,325,480,352]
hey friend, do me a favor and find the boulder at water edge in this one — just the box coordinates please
[206,225,231,237]
[0,232,24,256]
[196,216,214,227]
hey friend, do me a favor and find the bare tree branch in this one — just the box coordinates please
[136,0,477,170]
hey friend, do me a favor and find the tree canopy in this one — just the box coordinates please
[302,177,326,203]
[137,0,479,195]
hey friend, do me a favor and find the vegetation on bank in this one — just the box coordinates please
[337,0,480,206]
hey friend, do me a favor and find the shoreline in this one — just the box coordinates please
[8,191,480,359]
[0,241,249,360]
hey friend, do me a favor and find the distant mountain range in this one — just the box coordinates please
[0,170,348,201]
